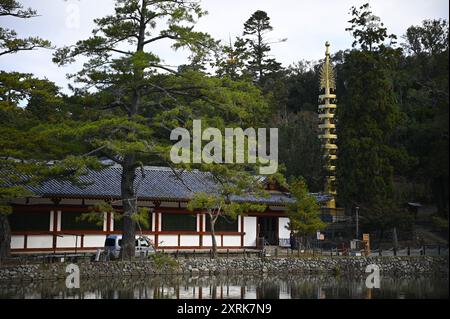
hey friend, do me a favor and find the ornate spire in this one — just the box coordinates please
[318,42,337,208]
[319,41,336,92]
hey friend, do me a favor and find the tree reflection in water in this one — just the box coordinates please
[0,273,447,299]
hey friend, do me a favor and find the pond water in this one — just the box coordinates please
[0,273,447,299]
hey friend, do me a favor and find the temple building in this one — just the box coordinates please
[8,165,332,253]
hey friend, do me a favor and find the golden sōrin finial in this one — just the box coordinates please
[318,41,338,205]
[319,42,336,91]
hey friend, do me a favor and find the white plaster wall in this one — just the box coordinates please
[27,235,53,249]
[179,235,199,247]
[243,216,257,247]
[11,235,25,249]
[57,211,61,231]
[222,235,241,247]
[143,235,155,244]
[110,213,115,231]
[202,235,221,247]
[57,235,82,248]
[83,235,106,248]
[278,217,290,240]
[103,212,107,231]
[49,211,54,231]
[158,235,178,247]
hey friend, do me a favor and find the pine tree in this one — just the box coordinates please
[187,164,272,259]
[0,0,52,56]
[0,1,82,261]
[51,0,217,258]
[287,177,326,248]
[0,78,101,261]
[52,0,273,259]
[242,10,282,85]
[214,37,250,81]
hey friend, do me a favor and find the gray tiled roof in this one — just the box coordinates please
[25,165,331,205]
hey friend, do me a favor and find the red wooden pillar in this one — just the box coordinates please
[199,213,204,247]
[106,212,112,232]
[154,201,161,249]
[155,212,160,249]
[52,207,59,251]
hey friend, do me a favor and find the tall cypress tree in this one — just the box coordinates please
[337,4,410,234]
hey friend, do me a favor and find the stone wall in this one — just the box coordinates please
[0,256,447,282]
[178,256,449,276]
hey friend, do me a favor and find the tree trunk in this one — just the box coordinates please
[0,213,11,263]
[210,215,218,259]
[120,155,137,259]
[392,227,398,250]
[300,235,307,250]
[257,29,263,83]
[118,1,146,259]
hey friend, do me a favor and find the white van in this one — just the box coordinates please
[104,235,155,259]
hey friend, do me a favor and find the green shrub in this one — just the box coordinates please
[150,253,179,270]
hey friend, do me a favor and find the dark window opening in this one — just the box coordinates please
[61,212,102,231]
[113,212,152,231]
[205,215,238,232]
[161,213,196,231]
[8,212,50,231]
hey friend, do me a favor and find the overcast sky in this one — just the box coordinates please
[1,0,448,94]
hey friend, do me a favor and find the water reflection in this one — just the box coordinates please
[0,273,447,299]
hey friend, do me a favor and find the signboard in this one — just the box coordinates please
[363,233,370,256]
[316,231,321,240]
[319,234,325,241]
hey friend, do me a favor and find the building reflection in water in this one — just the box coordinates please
[0,273,447,299]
